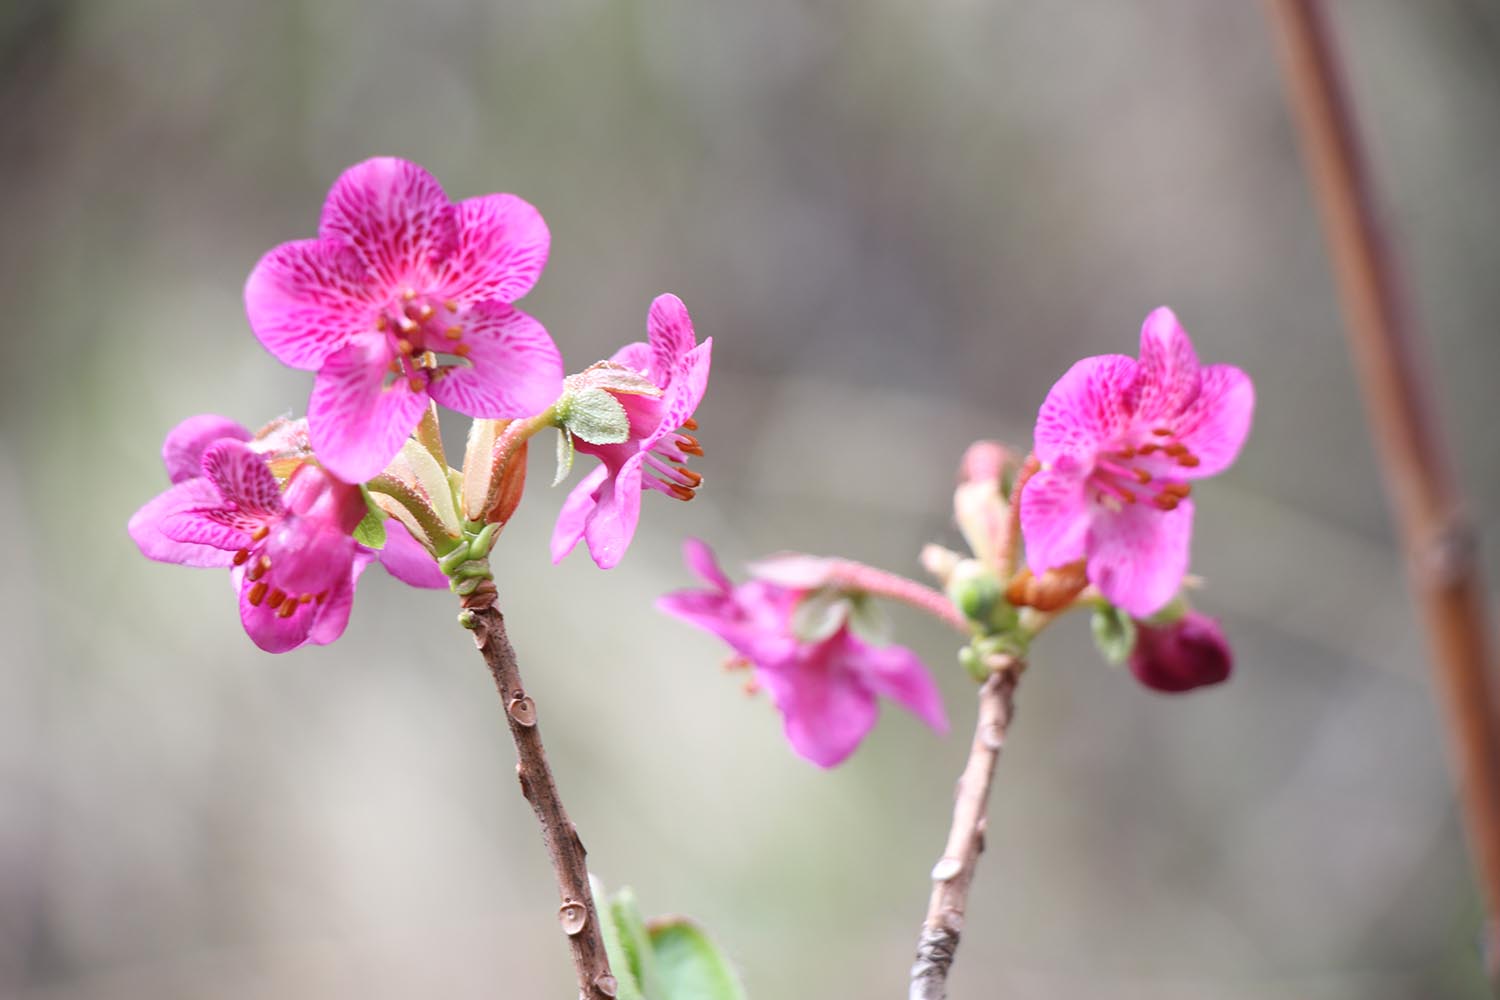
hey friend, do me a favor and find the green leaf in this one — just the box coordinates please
[553,428,576,487]
[1091,603,1137,666]
[562,387,631,445]
[592,878,646,1000]
[648,919,748,1000]
[612,888,666,1000]
[352,509,387,548]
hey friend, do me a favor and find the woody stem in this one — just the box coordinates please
[457,580,615,1000]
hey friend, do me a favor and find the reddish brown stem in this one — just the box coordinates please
[1265,0,1500,968]
[459,583,616,1000]
[910,664,1020,1000]
[826,559,971,635]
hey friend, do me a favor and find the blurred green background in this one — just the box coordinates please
[4,1,1500,997]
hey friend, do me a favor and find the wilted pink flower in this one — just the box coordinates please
[1129,610,1232,693]
[1020,308,1253,617]
[129,416,445,652]
[658,540,947,768]
[551,294,711,569]
[245,157,564,483]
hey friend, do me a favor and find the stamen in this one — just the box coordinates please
[402,288,417,302]
[277,600,297,619]
[1139,443,1159,455]
[1177,454,1201,468]
[417,304,435,321]
[444,299,458,312]
[454,342,471,358]
[397,315,418,334]
[251,525,270,542]
[396,338,414,355]
[667,483,696,501]
[375,315,388,331]
[674,467,703,487]
[315,591,328,605]
[388,359,402,375]
[444,325,463,340]
[1114,444,1136,459]
[408,376,424,392]
[1152,427,1174,436]
[266,588,286,610]
[232,549,250,566]
[1152,495,1180,511]
[248,581,268,606]
[1160,482,1192,498]
[299,593,314,604]
[1164,442,1188,457]
[681,417,699,431]
[676,434,704,457]
[1133,468,1152,484]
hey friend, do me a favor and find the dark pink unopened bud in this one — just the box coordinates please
[1129,610,1232,693]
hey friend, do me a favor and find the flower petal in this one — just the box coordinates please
[377,520,448,589]
[307,556,371,646]
[1020,467,1090,574]
[201,439,283,517]
[237,569,316,653]
[647,294,697,387]
[245,238,377,370]
[1086,498,1195,618]
[436,193,550,304]
[427,303,563,419]
[318,157,457,292]
[1170,363,1254,478]
[1032,354,1139,465]
[757,654,878,768]
[550,464,608,564]
[1135,307,1203,422]
[308,338,429,484]
[128,478,238,567]
[610,340,652,373]
[642,338,711,452]
[843,635,949,734]
[162,415,251,483]
[581,453,646,570]
[683,537,734,593]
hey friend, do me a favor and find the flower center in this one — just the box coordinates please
[231,523,334,618]
[374,288,473,393]
[1089,426,1199,512]
[642,415,704,502]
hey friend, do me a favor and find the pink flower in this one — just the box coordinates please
[1020,308,1253,617]
[129,416,445,652]
[245,158,564,483]
[1129,610,1232,693]
[657,540,948,768]
[551,294,711,569]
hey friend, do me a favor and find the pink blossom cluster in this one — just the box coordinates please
[131,158,710,651]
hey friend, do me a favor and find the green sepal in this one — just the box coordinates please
[1090,603,1138,666]
[789,587,851,644]
[553,428,576,487]
[1142,595,1189,628]
[559,386,631,445]
[352,485,388,549]
[649,918,749,1000]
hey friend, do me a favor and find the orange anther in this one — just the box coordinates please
[396,338,413,355]
[681,417,699,431]
[408,376,424,392]
[677,434,704,456]
[1153,495,1180,511]
[375,315,388,331]
[299,593,314,604]
[675,467,703,487]
[668,483,696,501]
[1176,454,1200,467]
[1152,427,1173,436]
[417,304,434,321]
[444,325,463,340]
[1139,443,1159,455]
[1118,488,1136,504]
[277,600,297,619]
[444,299,458,312]
[1133,468,1152,484]
[454,342,471,358]
[1161,482,1193,498]
[1165,442,1188,457]
[248,581,268,606]
[233,549,250,566]
[402,288,417,301]
[266,588,286,610]
[251,525,270,542]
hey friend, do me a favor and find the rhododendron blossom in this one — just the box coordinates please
[1020,308,1253,617]
[658,540,947,768]
[245,157,564,483]
[552,294,711,570]
[129,417,444,652]
[1129,610,1233,693]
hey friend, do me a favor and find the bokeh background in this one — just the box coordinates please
[4,1,1500,997]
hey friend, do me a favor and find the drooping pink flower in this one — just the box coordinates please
[551,294,711,569]
[1020,308,1253,617]
[129,416,445,652]
[1129,610,1232,693]
[245,157,564,483]
[658,540,947,768]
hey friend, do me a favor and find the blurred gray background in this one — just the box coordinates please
[3,1,1500,997]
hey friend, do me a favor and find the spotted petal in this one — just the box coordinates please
[245,238,378,370]
[162,415,251,484]
[436,193,551,304]
[646,293,698,387]
[1135,307,1203,423]
[308,337,429,484]
[1020,467,1090,575]
[1032,354,1139,466]
[427,303,563,420]
[1167,363,1254,478]
[318,157,457,293]
[128,478,239,567]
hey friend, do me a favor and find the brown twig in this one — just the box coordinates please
[1264,0,1500,971]
[459,582,617,1000]
[910,663,1020,1000]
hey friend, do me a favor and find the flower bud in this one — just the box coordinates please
[1128,610,1232,693]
